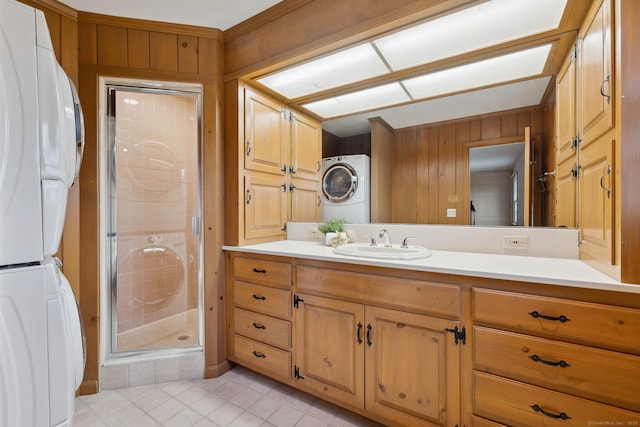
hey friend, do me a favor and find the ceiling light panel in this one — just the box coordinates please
[373,0,567,71]
[257,44,389,99]
[303,83,410,118]
[403,44,551,100]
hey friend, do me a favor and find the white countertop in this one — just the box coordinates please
[223,240,640,294]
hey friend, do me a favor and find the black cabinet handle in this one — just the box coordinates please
[252,351,266,358]
[252,322,266,330]
[530,404,570,420]
[357,322,363,344]
[366,324,372,347]
[529,354,570,368]
[528,311,570,323]
[252,268,267,274]
[252,294,266,300]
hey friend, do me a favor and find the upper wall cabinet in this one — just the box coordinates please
[244,88,289,175]
[578,0,614,146]
[556,0,615,266]
[225,81,322,245]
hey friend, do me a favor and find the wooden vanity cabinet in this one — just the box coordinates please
[226,256,293,382]
[472,288,640,424]
[295,265,462,427]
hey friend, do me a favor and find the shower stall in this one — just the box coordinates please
[100,78,204,384]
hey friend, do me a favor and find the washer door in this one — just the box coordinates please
[323,163,358,203]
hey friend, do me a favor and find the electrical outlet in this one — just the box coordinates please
[307,227,322,241]
[447,208,457,218]
[503,236,528,249]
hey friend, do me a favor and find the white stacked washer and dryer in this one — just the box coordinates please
[1,1,85,426]
[322,154,370,223]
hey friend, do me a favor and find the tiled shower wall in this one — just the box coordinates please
[114,91,199,338]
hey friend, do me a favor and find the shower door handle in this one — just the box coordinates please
[191,216,200,235]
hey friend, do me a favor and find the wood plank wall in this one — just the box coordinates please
[76,12,227,394]
[322,131,372,158]
[388,108,546,226]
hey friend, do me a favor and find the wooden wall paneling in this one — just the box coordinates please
[469,119,481,141]
[149,31,178,72]
[97,25,128,67]
[400,129,417,224]
[619,0,640,283]
[322,130,340,158]
[500,113,518,138]
[455,122,470,225]
[481,117,501,140]
[438,125,456,224]
[369,118,393,223]
[517,112,532,136]
[416,127,430,224]
[127,29,150,69]
[391,132,402,221]
[178,35,199,74]
[60,15,78,81]
[199,37,220,76]
[428,127,440,223]
[78,22,97,65]
[78,68,99,395]
[224,80,241,246]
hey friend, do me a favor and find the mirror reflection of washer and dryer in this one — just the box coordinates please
[322,154,370,223]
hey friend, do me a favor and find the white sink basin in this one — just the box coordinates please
[334,243,432,260]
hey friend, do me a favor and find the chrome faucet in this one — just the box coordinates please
[379,229,392,247]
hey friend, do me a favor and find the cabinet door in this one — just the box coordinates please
[244,88,288,175]
[289,178,321,222]
[579,0,613,145]
[290,112,322,181]
[579,138,614,263]
[244,172,287,240]
[555,47,578,228]
[294,294,365,409]
[365,306,461,427]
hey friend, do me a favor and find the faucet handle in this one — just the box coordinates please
[362,234,377,246]
[401,237,417,248]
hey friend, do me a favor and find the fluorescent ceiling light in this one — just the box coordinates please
[257,44,389,99]
[303,83,410,118]
[403,44,551,100]
[374,0,567,71]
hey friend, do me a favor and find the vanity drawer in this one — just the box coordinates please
[473,288,640,354]
[473,371,640,426]
[297,265,364,301]
[233,334,291,380]
[474,326,640,411]
[364,276,460,317]
[234,307,291,350]
[234,281,291,319]
[234,257,291,289]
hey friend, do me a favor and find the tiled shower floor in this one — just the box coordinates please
[73,366,386,427]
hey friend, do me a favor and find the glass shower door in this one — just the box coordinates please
[106,84,202,354]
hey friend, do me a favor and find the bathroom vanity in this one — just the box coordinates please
[223,241,640,427]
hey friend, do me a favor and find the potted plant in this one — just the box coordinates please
[318,218,347,246]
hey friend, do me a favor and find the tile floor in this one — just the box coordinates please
[73,366,387,427]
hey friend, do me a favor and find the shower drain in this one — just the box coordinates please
[177,335,190,341]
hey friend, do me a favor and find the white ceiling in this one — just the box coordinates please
[56,0,282,30]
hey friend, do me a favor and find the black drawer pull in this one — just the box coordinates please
[528,311,570,323]
[529,354,570,368]
[357,322,363,344]
[530,404,570,420]
[252,351,266,358]
[252,294,266,300]
[252,268,267,274]
[366,323,372,347]
[252,322,266,330]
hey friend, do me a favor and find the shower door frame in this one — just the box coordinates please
[103,77,204,358]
